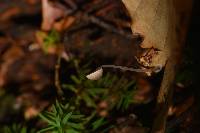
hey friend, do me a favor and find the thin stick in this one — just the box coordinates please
[83,13,135,39]
[62,3,136,39]
[151,58,177,133]
[55,54,63,97]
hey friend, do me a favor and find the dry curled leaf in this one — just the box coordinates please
[122,0,192,69]
[122,0,173,68]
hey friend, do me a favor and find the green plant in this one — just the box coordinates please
[91,117,108,131]
[62,74,108,108]
[37,29,61,53]
[38,100,85,133]
[91,71,136,110]
[116,89,135,111]
[39,60,138,133]
[62,61,136,111]
[62,61,108,108]
[44,29,60,45]
[2,123,35,133]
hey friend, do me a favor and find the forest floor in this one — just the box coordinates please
[0,0,197,133]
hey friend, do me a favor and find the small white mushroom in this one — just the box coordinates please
[86,68,103,80]
[86,64,161,80]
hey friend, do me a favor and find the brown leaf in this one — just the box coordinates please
[168,96,194,117]
[122,0,175,68]
[24,106,40,119]
[0,45,24,86]
[122,0,192,68]
[53,16,75,31]
[0,7,21,22]
[41,0,65,31]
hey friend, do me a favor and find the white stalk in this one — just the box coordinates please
[86,65,162,80]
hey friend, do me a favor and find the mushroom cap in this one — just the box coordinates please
[86,68,103,80]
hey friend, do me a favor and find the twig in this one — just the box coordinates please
[151,58,177,133]
[84,0,112,14]
[82,12,134,39]
[55,54,63,97]
[62,1,135,39]
[63,0,77,10]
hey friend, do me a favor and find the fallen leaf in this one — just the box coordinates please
[0,7,21,22]
[24,106,39,119]
[53,16,75,31]
[123,0,175,68]
[168,96,194,117]
[0,45,24,86]
[42,0,65,31]
[122,0,192,68]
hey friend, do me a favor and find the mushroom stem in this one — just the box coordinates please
[101,65,149,73]
[86,65,162,80]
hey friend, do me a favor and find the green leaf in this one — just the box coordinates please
[103,73,111,87]
[21,127,27,133]
[92,118,107,131]
[44,29,60,45]
[82,93,96,107]
[52,104,58,115]
[70,114,85,119]
[62,112,73,125]
[43,111,55,122]
[56,100,63,115]
[65,128,80,133]
[62,103,70,110]
[71,75,81,84]
[55,115,61,127]
[123,80,136,89]
[87,88,106,98]
[39,113,57,126]
[117,96,123,110]
[67,122,84,130]
[62,84,77,93]
[123,95,132,110]
[37,126,55,133]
